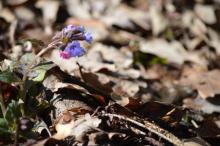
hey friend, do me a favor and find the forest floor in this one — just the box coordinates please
[0,0,220,146]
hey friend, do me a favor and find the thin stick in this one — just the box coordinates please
[101,113,184,146]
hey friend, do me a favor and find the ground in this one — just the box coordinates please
[0,0,220,146]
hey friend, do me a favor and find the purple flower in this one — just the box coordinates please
[84,32,93,43]
[60,41,85,59]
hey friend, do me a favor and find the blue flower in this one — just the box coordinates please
[84,32,93,43]
[60,41,85,59]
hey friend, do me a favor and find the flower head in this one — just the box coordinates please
[60,41,85,59]
[56,25,92,59]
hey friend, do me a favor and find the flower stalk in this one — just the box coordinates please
[0,89,6,117]
[20,25,92,115]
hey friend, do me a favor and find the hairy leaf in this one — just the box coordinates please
[5,100,22,128]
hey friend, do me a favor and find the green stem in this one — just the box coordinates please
[20,41,59,115]
[14,120,19,146]
[0,89,6,117]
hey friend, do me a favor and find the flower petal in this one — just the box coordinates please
[70,46,85,57]
[65,41,85,57]
[84,32,93,43]
[60,51,71,59]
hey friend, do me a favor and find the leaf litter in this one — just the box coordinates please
[0,0,220,146]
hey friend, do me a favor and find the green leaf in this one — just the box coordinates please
[148,56,168,66]
[20,53,35,65]
[5,100,22,128]
[32,69,46,82]
[133,51,167,67]
[0,71,19,83]
[0,118,10,134]
[0,118,11,142]
[33,61,56,71]
[31,61,55,82]
[164,28,174,41]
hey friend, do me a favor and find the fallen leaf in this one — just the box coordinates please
[113,79,147,97]
[150,4,168,35]
[183,97,220,114]
[0,8,16,22]
[194,4,216,24]
[55,114,101,141]
[139,39,207,66]
[180,69,220,98]
[36,0,60,35]
[182,11,207,37]
[102,4,150,30]
[5,0,28,6]
[14,6,35,21]
[65,0,91,19]
[80,71,113,96]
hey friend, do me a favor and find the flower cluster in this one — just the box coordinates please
[56,25,93,59]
